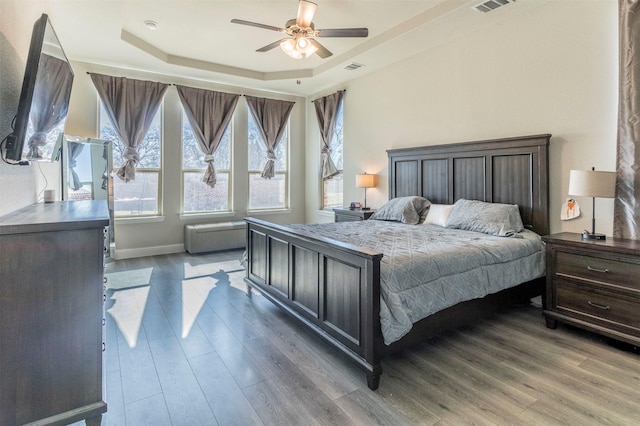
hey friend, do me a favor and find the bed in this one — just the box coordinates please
[244,134,550,390]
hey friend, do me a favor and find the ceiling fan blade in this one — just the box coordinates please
[316,28,369,38]
[309,39,332,59]
[256,39,288,52]
[231,19,284,33]
[296,0,317,28]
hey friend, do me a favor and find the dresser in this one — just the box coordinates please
[0,201,109,425]
[542,232,640,347]
[333,208,376,222]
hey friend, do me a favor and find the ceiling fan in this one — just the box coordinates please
[231,0,368,59]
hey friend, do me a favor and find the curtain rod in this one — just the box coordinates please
[310,89,346,103]
[86,71,173,86]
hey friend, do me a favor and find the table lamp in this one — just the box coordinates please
[568,167,616,240]
[355,172,377,210]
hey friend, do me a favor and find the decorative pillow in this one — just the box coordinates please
[423,204,454,227]
[370,196,431,225]
[446,199,524,237]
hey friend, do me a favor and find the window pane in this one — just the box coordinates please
[322,101,344,209]
[331,103,343,170]
[183,172,229,212]
[181,112,231,213]
[182,112,231,169]
[99,104,162,168]
[113,171,159,216]
[323,173,343,209]
[248,114,287,171]
[249,173,285,209]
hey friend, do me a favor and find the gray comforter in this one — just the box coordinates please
[287,221,545,344]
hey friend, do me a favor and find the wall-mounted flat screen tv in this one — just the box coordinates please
[4,13,74,162]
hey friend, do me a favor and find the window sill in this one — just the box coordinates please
[246,208,293,216]
[115,215,166,225]
[179,211,237,220]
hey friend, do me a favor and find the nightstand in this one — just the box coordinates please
[542,232,640,346]
[333,208,376,222]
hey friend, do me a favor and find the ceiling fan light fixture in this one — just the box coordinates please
[280,39,303,58]
[280,36,317,58]
[296,37,308,49]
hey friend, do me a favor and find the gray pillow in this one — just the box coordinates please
[370,196,431,225]
[446,199,524,237]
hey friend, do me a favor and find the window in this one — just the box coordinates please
[99,103,162,217]
[322,102,344,209]
[181,112,232,213]
[248,114,288,209]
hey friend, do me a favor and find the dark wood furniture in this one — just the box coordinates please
[0,201,109,425]
[333,208,376,222]
[244,134,550,390]
[542,232,640,347]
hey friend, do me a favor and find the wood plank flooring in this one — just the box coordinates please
[88,250,639,425]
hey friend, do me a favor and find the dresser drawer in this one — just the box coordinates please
[555,279,640,334]
[555,251,640,291]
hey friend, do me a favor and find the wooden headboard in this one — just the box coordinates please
[387,134,551,236]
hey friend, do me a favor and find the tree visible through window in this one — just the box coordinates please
[99,103,162,217]
[323,102,343,209]
[182,111,231,213]
[248,114,288,209]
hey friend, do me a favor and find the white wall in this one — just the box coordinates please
[67,61,307,258]
[307,0,619,237]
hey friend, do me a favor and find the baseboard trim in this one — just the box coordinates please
[113,243,185,260]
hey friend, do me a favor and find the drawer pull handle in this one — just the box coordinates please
[587,301,610,310]
[587,266,609,273]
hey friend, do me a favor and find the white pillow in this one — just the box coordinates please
[423,204,454,227]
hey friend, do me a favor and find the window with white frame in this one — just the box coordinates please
[99,102,162,217]
[181,111,232,213]
[322,102,344,209]
[248,114,288,209]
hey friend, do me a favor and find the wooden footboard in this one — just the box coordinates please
[244,217,385,389]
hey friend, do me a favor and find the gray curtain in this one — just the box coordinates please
[616,0,640,239]
[313,90,344,179]
[67,142,85,191]
[176,86,239,188]
[90,73,168,182]
[27,54,74,159]
[245,95,295,179]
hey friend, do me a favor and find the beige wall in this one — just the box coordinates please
[307,0,619,238]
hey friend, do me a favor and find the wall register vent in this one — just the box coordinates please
[344,62,364,71]
[473,0,513,13]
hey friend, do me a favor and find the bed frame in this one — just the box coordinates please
[244,134,550,390]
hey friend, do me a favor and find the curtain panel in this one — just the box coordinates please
[90,73,169,182]
[313,90,344,180]
[67,142,85,191]
[176,86,239,188]
[616,0,640,239]
[245,95,295,179]
[27,54,74,159]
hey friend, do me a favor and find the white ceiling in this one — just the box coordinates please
[22,0,545,96]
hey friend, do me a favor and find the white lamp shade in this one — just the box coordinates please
[356,173,377,188]
[568,170,616,198]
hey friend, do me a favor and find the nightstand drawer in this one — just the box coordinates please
[556,251,640,291]
[555,280,640,333]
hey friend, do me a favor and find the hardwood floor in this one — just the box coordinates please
[90,250,639,425]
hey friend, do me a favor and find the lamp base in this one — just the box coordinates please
[581,232,606,241]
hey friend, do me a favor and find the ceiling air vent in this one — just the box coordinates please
[473,0,512,13]
[344,62,364,71]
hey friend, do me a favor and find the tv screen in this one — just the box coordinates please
[3,14,74,162]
